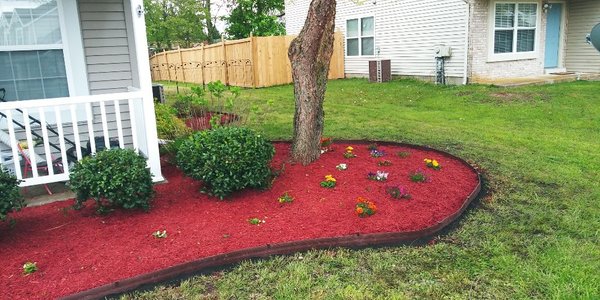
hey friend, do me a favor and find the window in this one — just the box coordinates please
[493,3,538,55]
[0,0,69,101]
[346,17,374,56]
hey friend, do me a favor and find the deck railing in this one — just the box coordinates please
[0,89,158,188]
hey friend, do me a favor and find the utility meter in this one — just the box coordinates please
[434,45,452,58]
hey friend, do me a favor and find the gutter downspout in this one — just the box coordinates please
[462,0,471,85]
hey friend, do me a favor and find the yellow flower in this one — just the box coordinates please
[346,146,354,152]
[432,160,439,167]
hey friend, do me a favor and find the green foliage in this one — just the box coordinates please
[177,127,274,199]
[155,103,190,140]
[70,149,154,213]
[22,262,37,275]
[224,0,285,39]
[0,168,24,222]
[144,0,219,50]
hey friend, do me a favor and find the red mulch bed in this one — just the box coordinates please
[0,142,479,299]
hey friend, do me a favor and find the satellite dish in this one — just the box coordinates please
[588,23,600,52]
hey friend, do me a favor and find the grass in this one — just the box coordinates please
[124,78,600,299]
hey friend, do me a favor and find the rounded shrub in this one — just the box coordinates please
[155,103,190,140]
[177,127,275,199]
[69,149,154,213]
[0,168,24,222]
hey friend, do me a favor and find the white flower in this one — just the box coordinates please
[376,171,389,181]
[336,163,348,170]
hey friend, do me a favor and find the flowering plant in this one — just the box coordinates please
[320,174,337,188]
[320,137,333,153]
[385,185,411,200]
[152,230,168,238]
[343,146,356,158]
[278,192,293,204]
[409,169,429,183]
[377,160,392,166]
[367,171,388,181]
[367,143,378,151]
[424,158,441,170]
[370,149,385,157]
[248,217,266,225]
[336,163,348,170]
[355,197,377,217]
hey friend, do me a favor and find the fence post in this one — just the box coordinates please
[251,35,259,88]
[178,49,185,82]
[164,50,172,81]
[221,36,229,86]
[201,43,205,87]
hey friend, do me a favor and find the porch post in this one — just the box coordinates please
[128,0,164,182]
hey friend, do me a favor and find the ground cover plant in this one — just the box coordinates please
[0,142,478,299]
[129,78,600,299]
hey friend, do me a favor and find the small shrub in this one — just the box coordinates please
[177,127,275,199]
[409,169,429,183]
[70,149,154,213]
[0,168,24,222]
[155,103,190,140]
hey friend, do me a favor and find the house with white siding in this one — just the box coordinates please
[0,0,163,191]
[285,0,600,84]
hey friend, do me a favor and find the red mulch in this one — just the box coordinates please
[0,142,479,299]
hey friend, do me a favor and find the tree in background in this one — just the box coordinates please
[144,0,221,50]
[288,0,336,165]
[224,0,285,39]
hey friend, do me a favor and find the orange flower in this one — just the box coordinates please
[356,207,364,214]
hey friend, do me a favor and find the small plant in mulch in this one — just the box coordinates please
[409,169,429,183]
[152,230,168,239]
[248,217,266,225]
[367,143,378,151]
[22,262,37,275]
[278,192,294,204]
[320,175,337,188]
[343,146,356,158]
[320,137,333,153]
[336,163,348,171]
[424,158,441,170]
[385,185,411,200]
[370,149,385,157]
[377,160,392,166]
[397,151,411,158]
[367,171,388,182]
[355,197,377,217]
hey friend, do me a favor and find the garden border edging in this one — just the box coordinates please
[61,140,482,300]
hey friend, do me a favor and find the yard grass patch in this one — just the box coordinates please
[130,78,600,299]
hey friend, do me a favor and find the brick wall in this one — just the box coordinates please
[469,0,549,82]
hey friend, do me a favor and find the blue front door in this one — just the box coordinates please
[544,3,562,69]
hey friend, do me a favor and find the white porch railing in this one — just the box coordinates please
[0,89,162,188]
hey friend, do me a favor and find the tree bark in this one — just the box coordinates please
[288,0,336,165]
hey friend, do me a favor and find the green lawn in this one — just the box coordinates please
[125,79,599,299]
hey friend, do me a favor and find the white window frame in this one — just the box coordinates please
[345,16,375,57]
[0,0,89,101]
[488,1,541,62]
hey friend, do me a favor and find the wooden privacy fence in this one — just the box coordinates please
[149,33,345,88]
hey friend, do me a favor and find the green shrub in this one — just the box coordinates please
[0,168,24,221]
[155,103,190,140]
[177,127,275,199]
[69,149,154,213]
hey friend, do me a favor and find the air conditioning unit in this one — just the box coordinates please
[152,84,165,104]
[369,59,391,83]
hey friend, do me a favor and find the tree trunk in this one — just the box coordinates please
[288,0,336,165]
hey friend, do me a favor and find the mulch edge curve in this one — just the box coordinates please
[60,140,482,300]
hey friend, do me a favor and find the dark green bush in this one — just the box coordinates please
[177,127,275,199]
[155,103,190,140]
[0,168,24,221]
[69,149,154,213]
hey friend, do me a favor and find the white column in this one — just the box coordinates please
[128,0,164,182]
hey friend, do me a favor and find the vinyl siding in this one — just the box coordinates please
[78,0,134,95]
[565,0,600,73]
[285,0,469,80]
